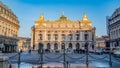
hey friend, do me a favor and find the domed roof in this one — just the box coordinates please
[0,1,17,19]
[60,12,67,20]
[82,13,88,21]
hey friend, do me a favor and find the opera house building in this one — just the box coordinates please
[31,13,96,53]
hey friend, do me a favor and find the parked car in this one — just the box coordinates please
[89,50,96,53]
[95,49,103,55]
[103,50,110,54]
[113,48,120,58]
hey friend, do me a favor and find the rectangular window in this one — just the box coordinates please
[62,34,65,40]
[84,34,88,40]
[76,34,79,40]
[54,34,58,40]
[69,34,72,40]
[119,29,120,34]
[39,34,42,40]
[48,34,51,40]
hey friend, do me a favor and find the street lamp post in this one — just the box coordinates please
[40,49,43,68]
[85,42,89,68]
[18,49,21,68]
[66,61,69,68]
[33,26,35,50]
[63,44,66,68]
[109,48,112,67]
[109,27,112,67]
[39,45,43,68]
[84,30,89,68]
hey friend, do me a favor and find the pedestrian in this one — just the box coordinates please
[20,49,22,53]
[9,64,12,68]
[29,49,31,54]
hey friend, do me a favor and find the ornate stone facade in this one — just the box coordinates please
[107,7,120,49]
[18,37,31,51]
[31,13,96,52]
[0,1,19,53]
[95,36,109,49]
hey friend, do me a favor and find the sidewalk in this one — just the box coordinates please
[112,63,120,68]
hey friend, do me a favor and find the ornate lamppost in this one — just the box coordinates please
[40,47,43,68]
[109,26,112,67]
[63,43,66,68]
[18,49,21,68]
[39,43,43,68]
[33,26,35,50]
[85,42,89,67]
[84,30,89,68]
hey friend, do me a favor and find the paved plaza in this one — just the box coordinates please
[7,51,120,68]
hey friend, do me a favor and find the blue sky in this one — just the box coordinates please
[1,0,120,37]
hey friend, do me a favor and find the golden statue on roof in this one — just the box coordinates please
[80,13,92,30]
[39,13,44,23]
[82,13,88,21]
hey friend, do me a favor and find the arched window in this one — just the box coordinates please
[47,43,51,49]
[39,34,42,40]
[76,43,80,49]
[76,34,79,40]
[61,43,65,49]
[54,43,58,50]
[69,43,72,48]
